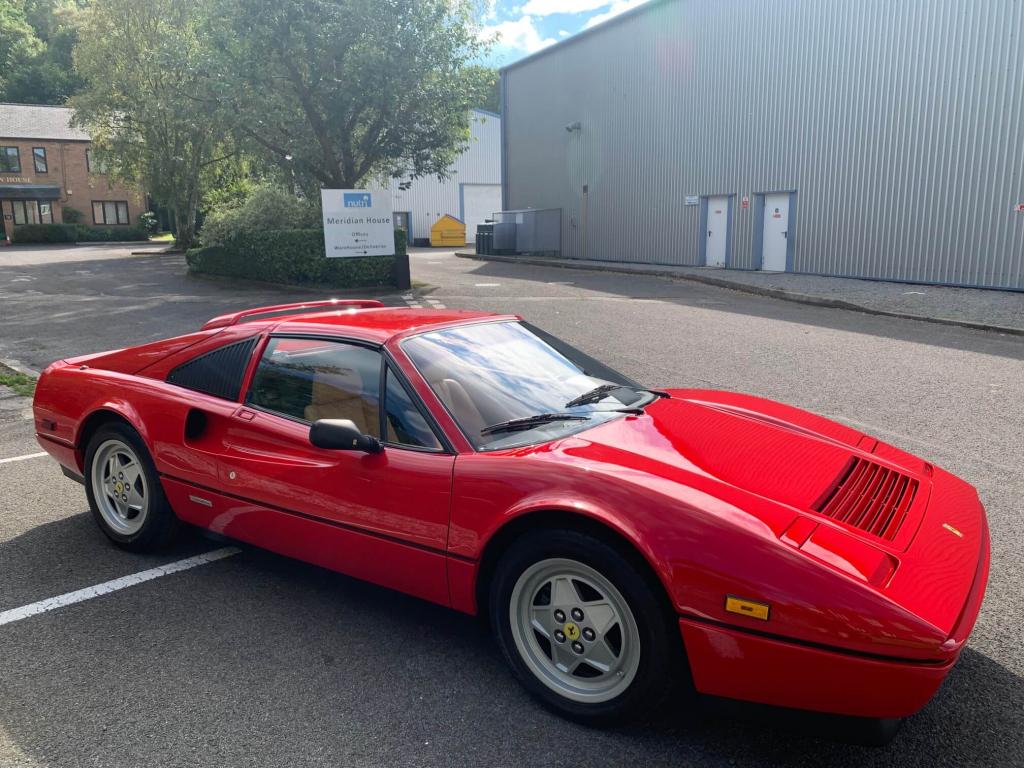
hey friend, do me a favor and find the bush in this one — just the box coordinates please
[61,206,84,224]
[10,224,78,243]
[199,183,321,246]
[186,228,405,289]
[75,225,149,242]
[10,224,148,244]
[138,211,160,235]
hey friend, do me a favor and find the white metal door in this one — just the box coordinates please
[761,193,790,271]
[461,184,502,244]
[705,196,729,267]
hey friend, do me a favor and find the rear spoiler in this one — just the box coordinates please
[202,299,385,330]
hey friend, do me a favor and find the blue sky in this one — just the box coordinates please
[477,0,649,67]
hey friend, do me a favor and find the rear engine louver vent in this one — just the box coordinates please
[166,337,258,401]
[813,458,917,541]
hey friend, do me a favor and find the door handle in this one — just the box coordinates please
[782,231,788,238]
[708,230,712,237]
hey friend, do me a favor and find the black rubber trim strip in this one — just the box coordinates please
[61,465,85,485]
[161,473,477,564]
[679,612,951,667]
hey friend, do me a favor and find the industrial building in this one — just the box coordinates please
[389,108,501,245]
[500,0,1024,290]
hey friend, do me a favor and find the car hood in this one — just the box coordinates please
[517,389,984,646]
[576,390,896,513]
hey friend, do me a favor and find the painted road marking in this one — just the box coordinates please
[0,452,47,465]
[474,283,501,287]
[0,547,241,627]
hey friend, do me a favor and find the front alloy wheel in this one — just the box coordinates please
[491,529,683,724]
[510,558,641,704]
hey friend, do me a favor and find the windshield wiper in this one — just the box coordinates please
[565,383,630,408]
[481,413,590,436]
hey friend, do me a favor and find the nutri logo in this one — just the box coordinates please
[344,192,372,208]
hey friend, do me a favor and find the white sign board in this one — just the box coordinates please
[684,195,699,206]
[321,189,394,257]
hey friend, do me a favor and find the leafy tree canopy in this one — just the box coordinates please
[0,0,84,104]
[203,0,493,191]
[72,0,232,250]
[465,65,500,114]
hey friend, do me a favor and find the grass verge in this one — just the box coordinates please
[0,363,36,398]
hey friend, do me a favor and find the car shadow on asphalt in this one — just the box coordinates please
[0,519,1020,767]
[448,261,1024,362]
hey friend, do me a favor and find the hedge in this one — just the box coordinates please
[10,224,149,243]
[185,228,405,289]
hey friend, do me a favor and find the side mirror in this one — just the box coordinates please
[309,419,383,453]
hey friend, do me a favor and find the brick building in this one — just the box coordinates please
[0,103,146,241]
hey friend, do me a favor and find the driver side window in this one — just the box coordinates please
[383,366,442,450]
[247,338,381,437]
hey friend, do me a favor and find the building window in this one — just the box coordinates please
[92,200,130,225]
[85,148,108,175]
[32,147,47,173]
[11,200,53,225]
[0,147,20,173]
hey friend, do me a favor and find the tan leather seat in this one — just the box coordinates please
[304,365,379,435]
[437,378,487,438]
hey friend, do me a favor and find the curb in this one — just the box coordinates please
[455,251,1024,337]
[0,358,40,377]
[75,240,155,246]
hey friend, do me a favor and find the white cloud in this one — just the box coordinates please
[583,0,646,29]
[520,0,612,16]
[479,15,558,56]
[558,29,570,37]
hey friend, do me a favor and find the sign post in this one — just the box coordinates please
[321,189,409,289]
[321,189,395,257]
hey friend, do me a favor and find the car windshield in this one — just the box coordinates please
[402,320,652,450]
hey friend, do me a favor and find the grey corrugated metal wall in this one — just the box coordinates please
[502,0,1024,290]
[388,109,501,242]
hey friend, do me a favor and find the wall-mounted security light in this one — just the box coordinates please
[564,121,582,133]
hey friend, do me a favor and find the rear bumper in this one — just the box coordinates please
[679,618,957,718]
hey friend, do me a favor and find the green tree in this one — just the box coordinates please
[0,0,84,104]
[204,0,492,191]
[0,1,43,99]
[466,65,500,114]
[72,0,230,250]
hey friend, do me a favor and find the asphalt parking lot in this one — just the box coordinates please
[1,244,1022,767]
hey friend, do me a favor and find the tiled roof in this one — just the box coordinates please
[0,103,91,141]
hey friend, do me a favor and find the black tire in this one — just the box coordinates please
[84,421,180,552]
[489,528,684,725]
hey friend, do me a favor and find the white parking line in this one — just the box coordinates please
[0,452,47,465]
[0,547,241,627]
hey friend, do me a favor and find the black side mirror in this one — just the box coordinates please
[309,419,383,453]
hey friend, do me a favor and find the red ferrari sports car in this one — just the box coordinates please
[32,299,988,732]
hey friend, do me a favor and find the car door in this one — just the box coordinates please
[204,335,455,606]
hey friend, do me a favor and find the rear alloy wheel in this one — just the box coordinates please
[91,439,150,536]
[84,422,179,552]
[491,529,682,724]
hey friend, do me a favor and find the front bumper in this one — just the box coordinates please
[679,618,956,718]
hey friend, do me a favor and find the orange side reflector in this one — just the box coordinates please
[725,595,770,621]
